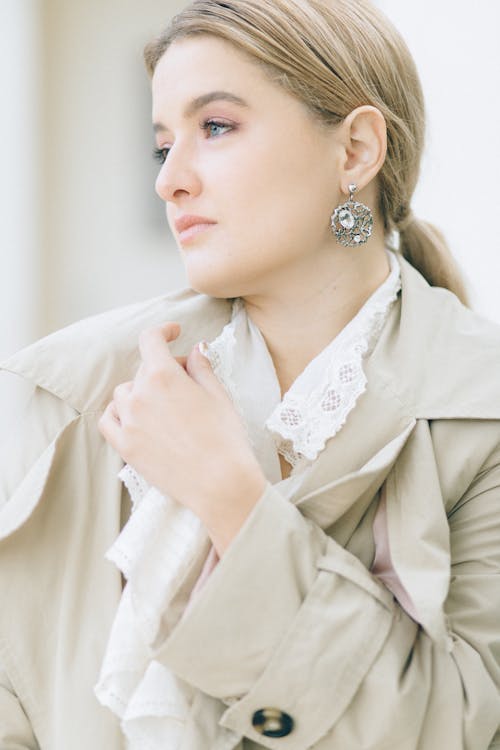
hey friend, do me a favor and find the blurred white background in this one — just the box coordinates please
[1,0,499,361]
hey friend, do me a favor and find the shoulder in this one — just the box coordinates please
[1,287,232,414]
[0,287,230,540]
[398,253,500,346]
[386,255,500,420]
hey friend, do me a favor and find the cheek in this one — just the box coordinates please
[178,130,336,294]
[220,134,333,233]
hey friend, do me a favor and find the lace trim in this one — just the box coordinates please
[266,254,401,463]
[94,466,210,749]
[203,315,238,401]
[119,463,149,512]
[206,251,401,466]
[203,299,256,452]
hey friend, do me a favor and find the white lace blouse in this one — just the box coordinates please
[94,247,402,749]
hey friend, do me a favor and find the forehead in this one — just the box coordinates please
[150,33,325,139]
[151,35,269,112]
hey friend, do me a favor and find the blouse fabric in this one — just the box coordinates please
[95,248,406,748]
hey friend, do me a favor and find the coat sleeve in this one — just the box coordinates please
[153,431,500,749]
[0,370,78,510]
[0,370,78,747]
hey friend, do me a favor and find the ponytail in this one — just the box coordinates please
[397,216,469,306]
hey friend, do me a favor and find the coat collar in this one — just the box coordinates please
[3,253,500,420]
[1,288,233,414]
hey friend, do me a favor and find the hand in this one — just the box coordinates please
[98,322,267,554]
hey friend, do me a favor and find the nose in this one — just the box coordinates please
[154,145,202,203]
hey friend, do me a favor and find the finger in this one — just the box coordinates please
[136,355,186,378]
[134,354,187,390]
[109,400,121,424]
[138,322,182,373]
[186,342,229,399]
[112,381,133,411]
[175,355,188,371]
[98,401,122,447]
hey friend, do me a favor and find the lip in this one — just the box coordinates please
[178,222,217,245]
[174,214,217,233]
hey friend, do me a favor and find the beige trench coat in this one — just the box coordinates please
[0,254,500,750]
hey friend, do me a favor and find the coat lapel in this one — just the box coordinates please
[384,419,452,642]
[290,365,416,538]
[285,253,500,537]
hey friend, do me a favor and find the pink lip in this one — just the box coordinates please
[174,214,217,233]
[178,222,216,245]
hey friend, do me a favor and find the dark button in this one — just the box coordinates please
[252,707,294,738]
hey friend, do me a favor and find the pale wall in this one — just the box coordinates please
[374,0,500,321]
[0,0,43,360]
[41,0,188,341]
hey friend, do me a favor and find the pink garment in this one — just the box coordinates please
[370,484,419,622]
[186,545,220,613]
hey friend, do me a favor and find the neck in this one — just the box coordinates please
[242,239,391,396]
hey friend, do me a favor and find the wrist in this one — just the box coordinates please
[200,468,268,556]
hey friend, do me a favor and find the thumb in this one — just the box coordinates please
[186,341,226,395]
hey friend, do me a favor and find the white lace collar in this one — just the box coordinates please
[206,248,401,473]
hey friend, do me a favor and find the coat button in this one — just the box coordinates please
[252,707,294,738]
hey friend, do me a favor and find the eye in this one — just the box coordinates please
[201,118,234,138]
[152,119,234,165]
[153,146,170,164]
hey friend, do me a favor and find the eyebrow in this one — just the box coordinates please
[153,90,249,133]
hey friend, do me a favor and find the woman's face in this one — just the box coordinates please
[152,35,344,299]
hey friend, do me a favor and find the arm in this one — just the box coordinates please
[151,432,500,749]
[0,370,78,745]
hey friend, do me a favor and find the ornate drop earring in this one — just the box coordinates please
[330,183,374,247]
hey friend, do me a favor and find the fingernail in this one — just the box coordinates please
[198,340,210,358]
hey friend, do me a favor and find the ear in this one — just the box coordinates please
[337,105,387,194]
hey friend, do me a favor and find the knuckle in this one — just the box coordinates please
[146,364,169,386]
[113,381,133,404]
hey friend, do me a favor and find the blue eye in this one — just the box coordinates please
[152,119,234,165]
[202,119,233,138]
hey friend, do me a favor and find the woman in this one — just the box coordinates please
[1,0,499,748]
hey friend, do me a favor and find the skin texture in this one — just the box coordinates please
[99,35,390,555]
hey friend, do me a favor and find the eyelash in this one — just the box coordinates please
[153,119,234,165]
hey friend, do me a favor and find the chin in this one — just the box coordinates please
[183,255,246,299]
[185,269,237,299]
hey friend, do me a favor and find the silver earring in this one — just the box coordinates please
[330,183,374,247]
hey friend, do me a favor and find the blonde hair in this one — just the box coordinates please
[144,0,468,304]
